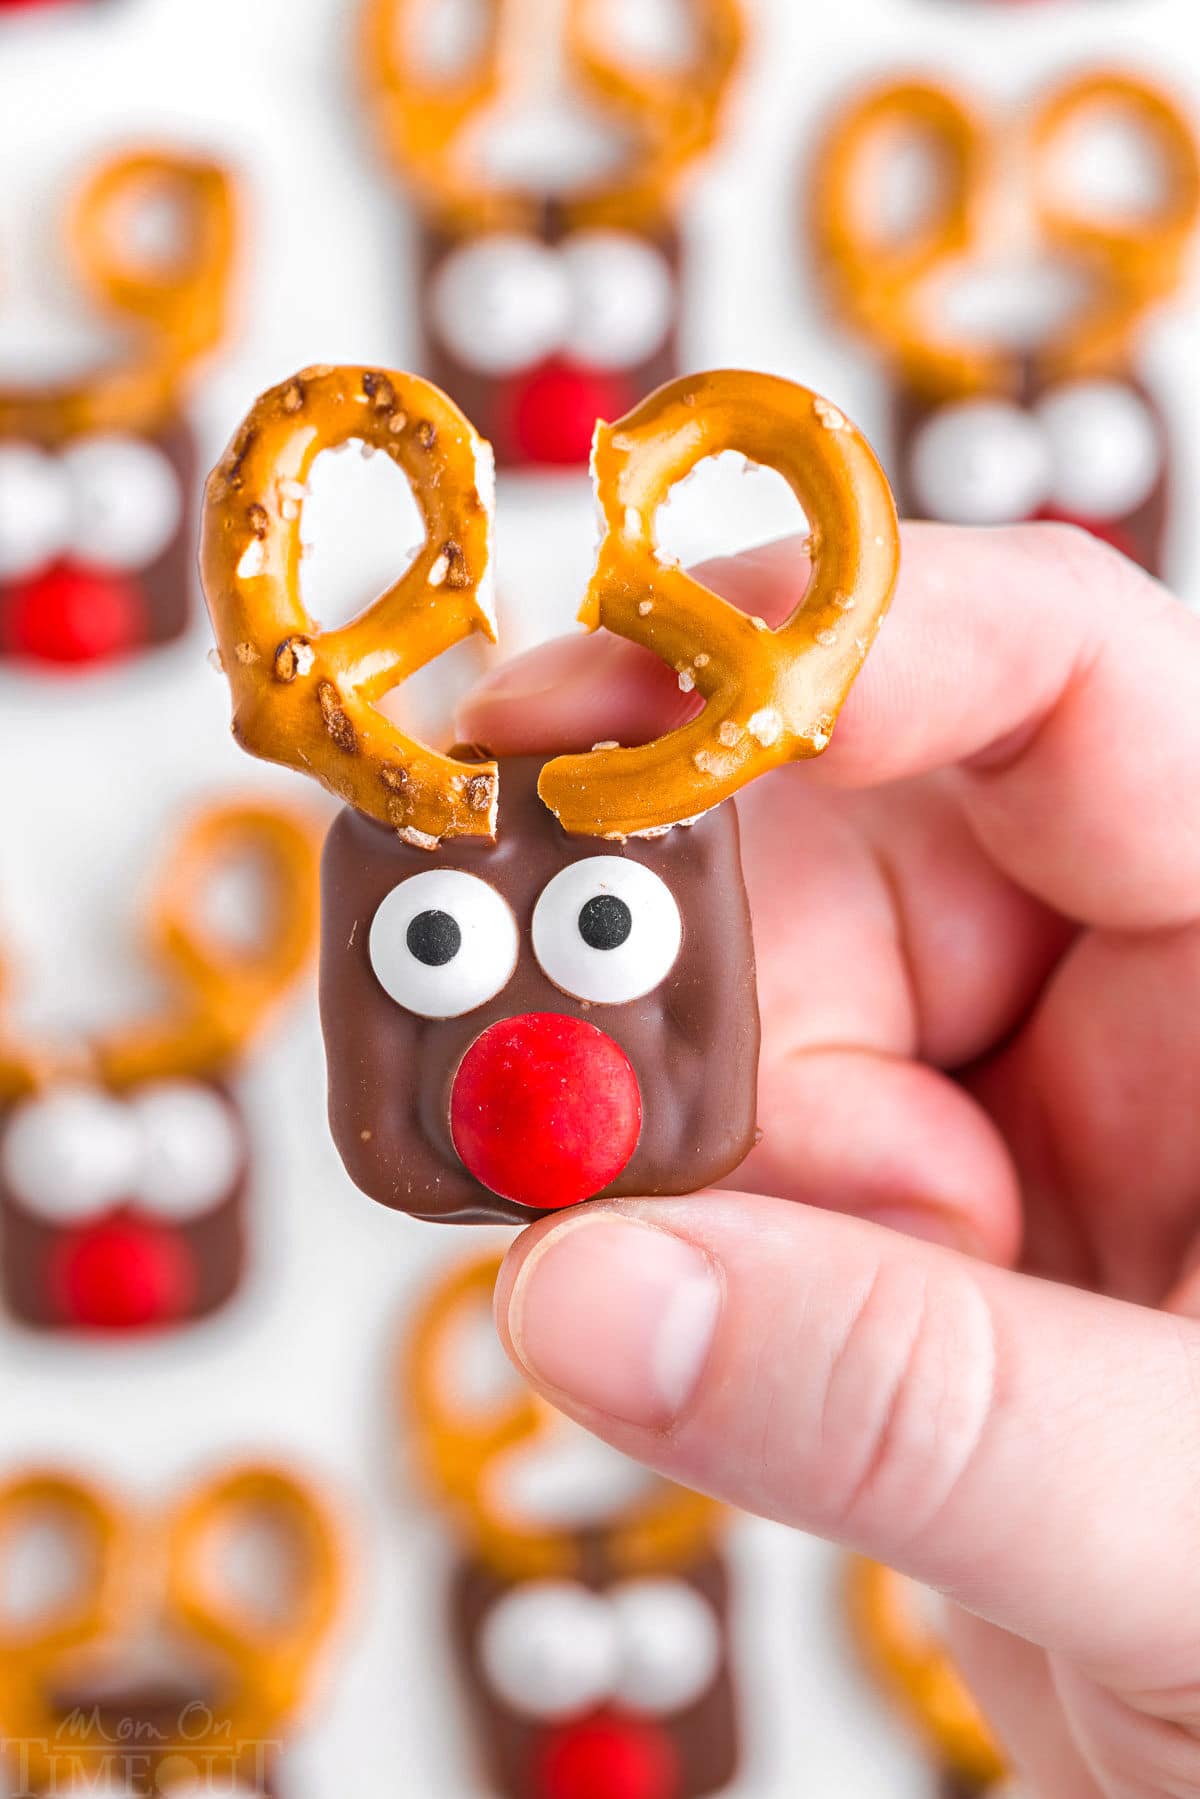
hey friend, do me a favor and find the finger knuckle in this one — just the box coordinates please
[807,1256,997,1546]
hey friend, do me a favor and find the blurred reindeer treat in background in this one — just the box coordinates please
[406,1252,741,1799]
[0,1461,343,1797]
[847,1559,1018,1799]
[811,71,1200,577]
[0,801,320,1333]
[200,364,898,1222]
[358,0,744,468]
[0,147,238,666]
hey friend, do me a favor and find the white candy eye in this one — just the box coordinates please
[0,443,70,579]
[610,1578,722,1715]
[561,231,674,370]
[1035,380,1162,521]
[909,401,1051,526]
[61,434,182,571]
[369,869,518,1019]
[532,857,681,1005]
[129,1080,243,1220]
[478,1581,618,1719]
[430,235,569,375]
[1,1087,139,1223]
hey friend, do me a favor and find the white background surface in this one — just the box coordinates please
[0,0,1195,1793]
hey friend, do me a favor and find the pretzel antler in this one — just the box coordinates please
[360,0,744,230]
[93,799,321,1088]
[201,366,499,846]
[847,1558,1006,1787]
[539,369,899,838]
[166,1463,344,1739]
[406,1255,724,1579]
[0,147,238,442]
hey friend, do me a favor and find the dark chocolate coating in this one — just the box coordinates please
[320,756,760,1224]
[0,1081,250,1331]
[419,207,682,470]
[451,1547,738,1799]
[892,363,1168,578]
[0,414,197,659]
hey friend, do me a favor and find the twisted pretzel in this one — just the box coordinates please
[812,70,1200,399]
[539,368,900,837]
[0,147,238,443]
[847,1558,1006,1787]
[203,367,499,845]
[406,1254,724,1580]
[92,799,321,1088]
[360,0,744,231]
[0,1464,342,1791]
[166,1463,344,1737]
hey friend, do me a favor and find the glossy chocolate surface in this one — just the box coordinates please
[320,756,760,1223]
[451,1547,738,1799]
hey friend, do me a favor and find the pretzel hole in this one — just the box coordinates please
[94,174,203,287]
[584,0,700,71]
[406,0,489,80]
[930,257,1091,350]
[485,1416,657,1530]
[0,1501,96,1630]
[183,839,284,966]
[843,119,960,250]
[1042,104,1180,227]
[466,92,631,194]
[191,1500,314,1637]
[434,1290,527,1423]
[654,451,808,575]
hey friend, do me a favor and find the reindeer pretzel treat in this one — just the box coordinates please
[360,0,744,467]
[0,146,238,664]
[811,70,1200,577]
[0,800,319,1332]
[202,364,898,1222]
[406,1252,740,1799]
[0,1462,342,1797]
[848,1559,1008,1795]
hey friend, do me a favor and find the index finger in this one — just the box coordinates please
[459,522,1200,930]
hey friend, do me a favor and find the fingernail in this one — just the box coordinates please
[506,1215,722,1429]
[860,1204,984,1256]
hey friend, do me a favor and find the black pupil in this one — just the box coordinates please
[406,909,462,967]
[578,894,633,951]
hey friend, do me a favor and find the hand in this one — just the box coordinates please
[457,523,1200,1798]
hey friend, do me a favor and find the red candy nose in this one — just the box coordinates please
[1034,507,1138,564]
[508,361,632,466]
[533,1715,679,1799]
[451,1013,641,1211]
[2,562,145,665]
[49,1218,195,1330]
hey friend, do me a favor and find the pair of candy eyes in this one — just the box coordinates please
[909,379,1162,527]
[479,1576,721,1723]
[0,1080,243,1225]
[368,857,683,1019]
[0,435,183,583]
[431,229,674,377]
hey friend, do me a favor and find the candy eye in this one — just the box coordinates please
[908,401,1051,525]
[610,1578,722,1715]
[561,231,674,370]
[1035,380,1162,521]
[477,1581,618,1719]
[129,1080,243,1220]
[1,1087,139,1223]
[0,443,70,579]
[532,857,682,1004]
[61,434,182,571]
[369,869,519,1019]
[429,235,569,374]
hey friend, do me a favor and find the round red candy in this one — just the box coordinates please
[2,563,145,665]
[533,1716,679,1799]
[509,363,632,466]
[450,1012,641,1210]
[49,1218,195,1330]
